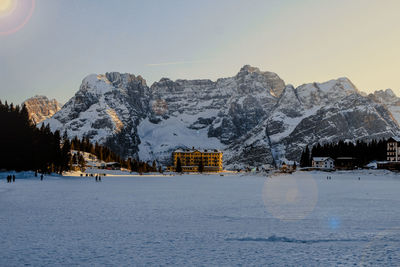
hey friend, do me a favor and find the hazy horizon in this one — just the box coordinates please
[1,0,400,104]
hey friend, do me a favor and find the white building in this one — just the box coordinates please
[312,157,335,169]
[387,137,400,162]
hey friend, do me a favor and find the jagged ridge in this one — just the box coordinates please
[23,95,62,124]
[40,66,400,168]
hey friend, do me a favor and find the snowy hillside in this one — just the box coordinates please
[44,73,149,157]
[41,66,400,167]
[226,79,399,167]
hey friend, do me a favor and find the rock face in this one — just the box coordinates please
[42,66,400,168]
[44,73,150,157]
[22,95,62,124]
[224,79,400,168]
[369,89,400,124]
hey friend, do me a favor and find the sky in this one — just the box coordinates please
[1,0,400,104]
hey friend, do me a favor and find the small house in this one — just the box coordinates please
[280,161,297,173]
[312,157,335,170]
[335,157,358,170]
[105,162,121,170]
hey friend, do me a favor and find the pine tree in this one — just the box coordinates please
[78,152,86,171]
[300,146,311,167]
[300,148,306,167]
[306,146,312,166]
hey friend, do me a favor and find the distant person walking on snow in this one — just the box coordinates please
[40,174,43,181]
[12,175,15,182]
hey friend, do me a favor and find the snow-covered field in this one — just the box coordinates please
[0,170,399,266]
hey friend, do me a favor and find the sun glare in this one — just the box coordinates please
[0,0,15,16]
[0,0,35,35]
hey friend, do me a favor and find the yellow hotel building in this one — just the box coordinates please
[168,148,223,172]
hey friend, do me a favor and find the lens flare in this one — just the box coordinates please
[262,172,318,221]
[328,217,340,230]
[0,0,35,35]
[0,0,16,16]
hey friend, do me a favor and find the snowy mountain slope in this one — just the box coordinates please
[138,115,224,163]
[43,66,285,164]
[225,78,400,168]
[44,73,150,157]
[140,65,285,163]
[150,65,283,145]
[42,66,400,167]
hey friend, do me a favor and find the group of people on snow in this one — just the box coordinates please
[34,171,44,180]
[6,175,15,183]
[80,173,104,181]
[5,173,45,183]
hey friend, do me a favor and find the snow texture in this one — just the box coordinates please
[0,170,399,266]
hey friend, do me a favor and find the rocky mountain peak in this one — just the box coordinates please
[294,77,359,109]
[105,72,147,87]
[239,65,261,74]
[78,73,150,98]
[367,88,400,124]
[384,88,397,97]
[370,89,398,103]
[22,95,62,124]
[235,65,285,97]
[42,67,400,168]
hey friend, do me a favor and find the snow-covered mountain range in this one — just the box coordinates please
[40,66,400,168]
[22,95,62,124]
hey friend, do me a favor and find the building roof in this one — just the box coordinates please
[280,160,296,166]
[174,148,222,153]
[313,157,334,162]
[388,136,400,143]
[105,162,120,165]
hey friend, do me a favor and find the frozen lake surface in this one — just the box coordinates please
[1,171,400,266]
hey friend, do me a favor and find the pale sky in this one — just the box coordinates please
[1,0,400,104]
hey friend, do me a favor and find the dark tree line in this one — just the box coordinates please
[127,159,160,174]
[299,146,312,167]
[0,100,160,174]
[70,136,123,164]
[70,136,159,173]
[300,139,387,167]
[0,101,70,173]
